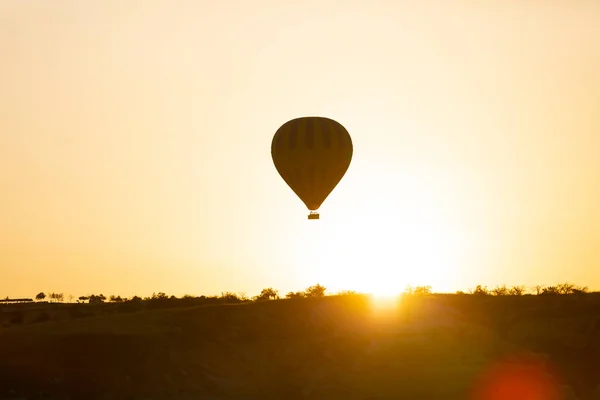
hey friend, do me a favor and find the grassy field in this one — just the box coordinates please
[1,293,600,400]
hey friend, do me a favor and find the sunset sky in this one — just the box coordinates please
[1,0,599,299]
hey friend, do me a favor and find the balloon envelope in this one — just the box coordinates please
[271,116,353,213]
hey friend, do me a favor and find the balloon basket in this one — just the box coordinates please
[308,211,320,220]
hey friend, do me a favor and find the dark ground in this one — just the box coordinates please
[1,294,599,400]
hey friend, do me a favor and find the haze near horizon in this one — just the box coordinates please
[1,0,599,298]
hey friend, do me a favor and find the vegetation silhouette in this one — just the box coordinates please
[0,282,599,399]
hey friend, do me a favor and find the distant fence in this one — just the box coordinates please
[0,298,34,304]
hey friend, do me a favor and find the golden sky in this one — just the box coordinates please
[1,0,599,298]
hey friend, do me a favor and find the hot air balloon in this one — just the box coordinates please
[271,116,353,220]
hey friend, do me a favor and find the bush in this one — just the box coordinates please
[220,292,242,303]
[492,285,509,296]
[470,285,490,296]
[304,284,326,298]
[541,286,560,296]
[404,285,433,296]
[509,286,526,296]
[253,288,280,301]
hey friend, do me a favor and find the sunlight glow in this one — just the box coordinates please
[2,0,599,297]
[369,294,401,315]
[288,160,476,296]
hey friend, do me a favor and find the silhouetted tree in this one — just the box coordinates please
[571,285,589,295]
[534,285,545,295]
[492,285,509,296]
[541,286,560,295]
[220,292,241,303]
[109,295,124,302]
[557,283,575,295]
[35,292,46,301]
[286,291,305,299]
[413,286,432,295]
[470,285,489,296]
[304,284,326,298]
[337,290,359,296]
[150,292,168,300]
[509,285,526,296]
[48,292,64,302]
[89,294,105,304]
[255,287,279,301]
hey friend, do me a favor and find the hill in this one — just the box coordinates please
[1,293,600,399]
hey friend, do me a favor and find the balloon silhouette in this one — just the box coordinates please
[271,116,353,219]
